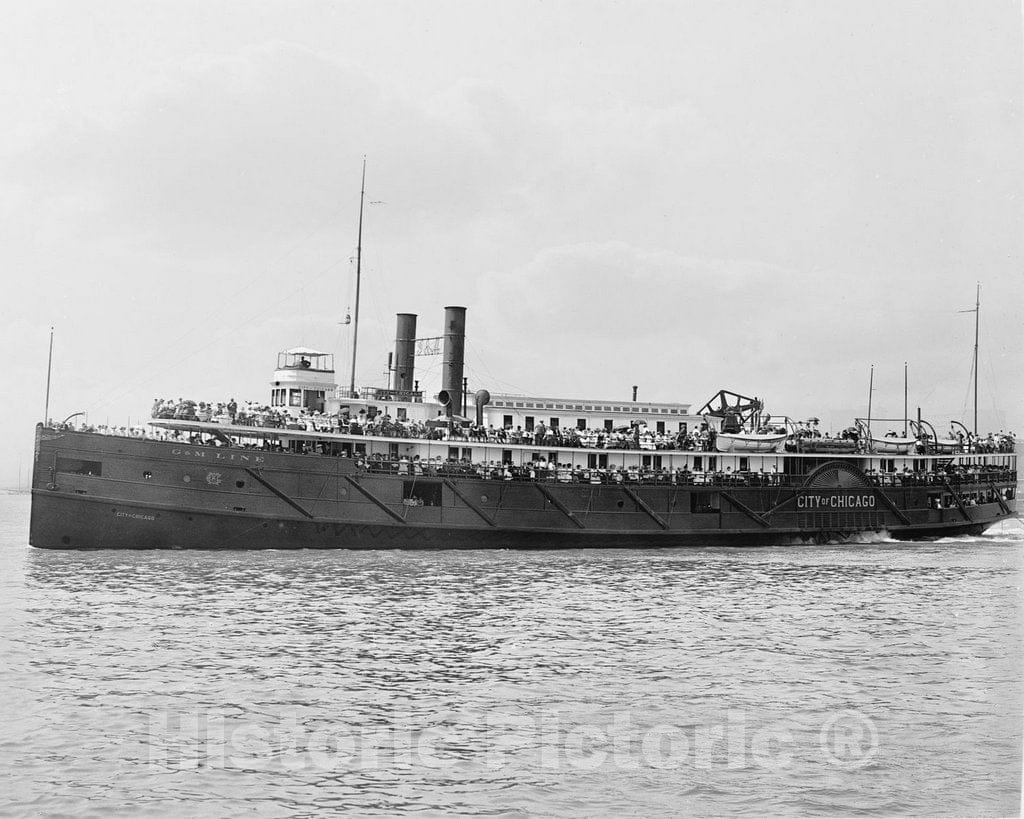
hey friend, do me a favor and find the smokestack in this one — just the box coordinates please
[394,313,417,395]
[441,306,467,418]
[632,385,638,402]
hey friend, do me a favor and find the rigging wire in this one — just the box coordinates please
[981,324,1006,429]
[80,209,352,414]
[464,340,530,395]
[145,209,348,372]
[957,350,976,423]
[87,255,349,413]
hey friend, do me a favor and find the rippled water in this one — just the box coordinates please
[1,492,1021,816]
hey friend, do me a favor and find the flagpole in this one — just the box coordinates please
[44,326,54,425]
[903,361,908,438]
[348,159,366,397]
[972,282,979,437]
[866,364,874,451]
[957,284,982,443]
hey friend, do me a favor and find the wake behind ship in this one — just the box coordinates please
[30,305,1017,549]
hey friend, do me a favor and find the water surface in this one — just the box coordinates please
[1,492,1021,816]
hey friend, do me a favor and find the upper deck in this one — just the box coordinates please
[146,417,1016,489]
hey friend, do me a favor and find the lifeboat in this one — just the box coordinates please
[715,432,788,453]
[870,436,918,455]
[799,438,858,454]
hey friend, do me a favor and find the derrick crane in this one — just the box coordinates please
[698,389,764,433]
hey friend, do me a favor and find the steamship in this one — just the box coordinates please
[29,305,1018,549]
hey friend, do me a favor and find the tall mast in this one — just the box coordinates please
[903,361,908,437]
[866,363,874,448]
[973,282,979,437]
[348,159,367,396]
[44,326,54,424]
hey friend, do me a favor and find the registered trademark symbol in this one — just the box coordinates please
[820,710,878,769]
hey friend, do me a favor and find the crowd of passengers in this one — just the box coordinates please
[785,422,1017,455]
[351,453,1016,490]
[149,398,1017,455]
[45,417,1017,495]
[150,397,720,450]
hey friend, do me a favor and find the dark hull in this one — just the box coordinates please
[29,428,1016,550]
[29,489,999,549]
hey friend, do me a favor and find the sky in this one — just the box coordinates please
[1,0,1021,487]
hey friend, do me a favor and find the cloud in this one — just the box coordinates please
[466,240,1015,430]
[0,5,1020,491]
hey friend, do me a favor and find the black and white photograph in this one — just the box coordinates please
[1,1,1021,815]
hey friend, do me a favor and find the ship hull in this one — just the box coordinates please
[27,489,1001,549]
[29,428,1016,549]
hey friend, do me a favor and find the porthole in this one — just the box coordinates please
[235,480,245,488]
[61,535,71,545]
[183,475,191,483]
[616,500,625,509]
[480,494,489,503]
[143,471,153,479]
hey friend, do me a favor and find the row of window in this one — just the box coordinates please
[492,400,687,414]
[270,388,326,408]
[438,448,726,471]
[502,415,687,434]
[401,479,721,513]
